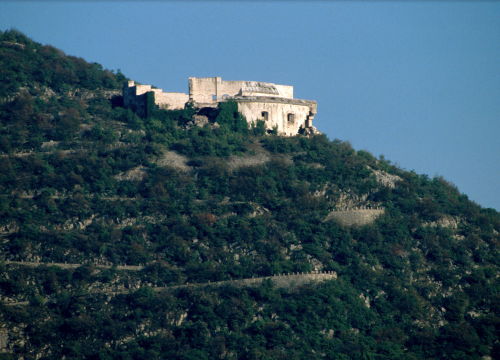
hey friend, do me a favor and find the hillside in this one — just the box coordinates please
[1,29,500,360]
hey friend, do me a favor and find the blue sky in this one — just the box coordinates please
[2,1,499,210]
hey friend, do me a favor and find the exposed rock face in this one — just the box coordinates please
[309,257,324,271]
[298,125,322,136]
[0,330,8,350]
[359,293,370,308]
[335,190,370,210]
[184,115,220,130]
[2,41,26,50]
[423,215,462,229]
[102,90,121,99]
[1,223,20,235]
[370,167,402,188]
[38,86,57,101]
[114,166,148,181]
[191,115,209,127]
[41,140,59,149]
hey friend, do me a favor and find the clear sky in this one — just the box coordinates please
[2,1,499,210]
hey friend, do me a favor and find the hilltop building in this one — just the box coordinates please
[123,77,318,136]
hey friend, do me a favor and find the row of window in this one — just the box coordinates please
[261,111,295,122]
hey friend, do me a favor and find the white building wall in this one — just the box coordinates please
[218,80,245,98]
[155,92,190,110]
[134,84,153,95]
[237,102,311,135]
[189,78,294,100]
[189,77,217,102]
[275,85,293,99]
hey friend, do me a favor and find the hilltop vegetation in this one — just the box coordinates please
[1,29,500,360]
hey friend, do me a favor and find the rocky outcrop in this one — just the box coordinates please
[334,189,371,209]
[370,167,402,188]
[423,215,462,229]
[114,166,148,181]
[298,125,322,136]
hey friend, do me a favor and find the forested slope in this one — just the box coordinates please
[1,29,500,360]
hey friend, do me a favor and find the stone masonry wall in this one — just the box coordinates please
[217,80,245,98]
[155,92,189,110]
[189,77,294,102]
[189,77,218,102]
[2,266,337,308]
[4,260,144,271]
[326,208,385,227]
[123,81,189,112]
[237,100,313,135]
[3,262,336,292]
[123,81,148,117]
[182,271,337,290]
[274,85,293,99]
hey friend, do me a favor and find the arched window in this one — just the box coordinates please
[261,111,269,121]
[287,113,295,123]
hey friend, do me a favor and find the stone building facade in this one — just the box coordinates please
[123,77,318,136]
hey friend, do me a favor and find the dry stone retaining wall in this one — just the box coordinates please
[2,266,337,307]
[3,260,144,271]
[3,262,336,290]
[326,208,385,227]
[175,271,337,291]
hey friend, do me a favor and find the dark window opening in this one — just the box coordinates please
[288,113,295,122]
[262,111,269,121]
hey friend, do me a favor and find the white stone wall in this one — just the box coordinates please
[237,101,313,135]
[189,77,294,101]
[189,77,218,102]
[218,80,244,98]
[275,85,293,98]
[134,84,153,95]
[155,92,189,110]
[124,81,189,112]
[241,92,276,98]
